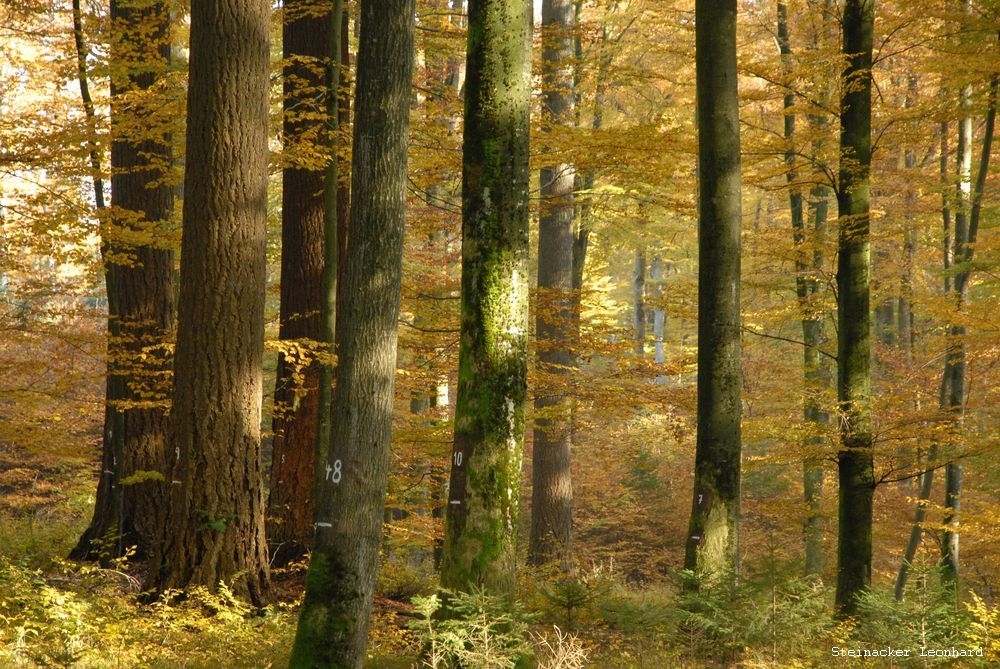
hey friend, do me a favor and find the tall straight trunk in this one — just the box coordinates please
[314,3,351,547]
[778,0,829,579]
[834,0,875,618]
[440,0,532,597]
[289,1,413,664]
[529,0,576,570]
[71,0,176,563]
[941,59,997,589]
[684,0,742,583]
[265,0,333,567]
[147,0,271,604]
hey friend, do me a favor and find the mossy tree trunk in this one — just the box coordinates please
[72,0,175,563]
[684,0,743,584]
[440,0,533,597]
[146,0,271,605]
[834,0,875,618]
[265,0,333,568]
[529,0,575,571]
[289,0,414,665]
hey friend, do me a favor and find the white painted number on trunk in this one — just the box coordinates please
[326,459,342,484]
[454,451,463,467]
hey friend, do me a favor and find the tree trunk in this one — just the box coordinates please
[440,0,533,597]
[834,0,875,618]
[684,0,742,584]
[651,255,667,384]
[289,0,413,664]
[146,0,271,605]
[529,0,576,571]
[265,0,332,568]
[632,246,646,357]
[941,58,997,589]
[72,0,176,563]
[778,0,830,580]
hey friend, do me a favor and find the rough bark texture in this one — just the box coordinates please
[834,0,875,618]
[440,0,532,597]
[147,0,271,604]
[529,0,575,571]
[289,0,413,665]
[72,0,175,563]
[684,0,742,583]
[265,0,331,568]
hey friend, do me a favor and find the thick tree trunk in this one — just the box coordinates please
[834,0,875,618]
[529,0,576,571]
[265,0,332,568]
[684,0,742,583]
[440,0,533,597]
[147,0,271,605]
[72,0,175,563]
[289,1,413,665]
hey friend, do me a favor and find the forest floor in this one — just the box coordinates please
[1,442,997,667]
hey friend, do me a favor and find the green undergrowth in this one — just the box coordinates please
[0,555,297,668]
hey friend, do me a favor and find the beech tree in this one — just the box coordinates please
[440,0,533,596]
[834,0,875,617]
[684,0,743,582]
[147,0,271,604]
[289,0,414,664]
[71,0,175,564]
[529,0,576,571]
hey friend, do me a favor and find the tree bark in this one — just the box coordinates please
[72,0,176,563]
[632,246,646,357]
[440,0,533,597]
[289,0,413,664]
[684,0,742,584]
[146,0,271,605]
[265,0,333,568]
[529,0,576,571]
[834,0,875,618]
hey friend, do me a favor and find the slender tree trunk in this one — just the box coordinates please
[896,118,958,598]
[313,3,352,553]
[941,60,997,589]
[529,0,576,570]
[834,0,875,618]
[71,0,176,563]
[147,0,271,605]
[632,246,646,357]
[265,0,333,568]
[440,0,533,597]
[289,1,413,664]
[778,0,830,580]
[651,254,667,384]
[684,0,742,584]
